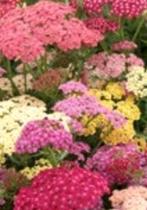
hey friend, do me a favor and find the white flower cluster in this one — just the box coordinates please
[126,66,147,98]
[0,95,71,156]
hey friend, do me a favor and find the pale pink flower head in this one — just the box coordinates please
[87,52,126,79]
[59,81,88,95]
[112,40,138,52]
[111,0,147,19]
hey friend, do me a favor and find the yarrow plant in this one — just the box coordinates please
[14,165,109,210]
[0,1,103,63]
[87,144,147,185]
[15,118,90,160]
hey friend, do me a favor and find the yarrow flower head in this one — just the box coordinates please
[15,118,89,160]
[87,144,146,185]
[14,165,109,210]
[87,52,144,79]
[84,17,119,34]
[0,0,20,18]
[110,186,147,210]
[112,40,138,52]
[53,94,126,129]
[111,0,147,19]
[0,1,103,63]
[33,70,62,92]
[84,0,112,15]
[59,81,88,95]
[0,67,6,78]
[126,66,147,98]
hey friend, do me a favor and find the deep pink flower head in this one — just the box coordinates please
[112,40,138,52]
[87,144,146,185]
[127,53,144,67]
[0,1,103,63]
[59,81,88,95]
[14,166,109,210]
[15,118,90,160]
[85,17,119,34]
[111,0,147,19]
[84,0,112,14]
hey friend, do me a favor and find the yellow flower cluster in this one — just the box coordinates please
[81,114,111,136]
[89,82,141,145]
[20,159,52,179]
[126,66,147,98]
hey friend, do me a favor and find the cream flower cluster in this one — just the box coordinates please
[0,95,71,155]
[126,66,147,98]
[110,186,147,210]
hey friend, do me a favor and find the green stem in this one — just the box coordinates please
[119,17,125,40]
[23,64,27,92]
[132,18,145,41]
[6,60,19,95]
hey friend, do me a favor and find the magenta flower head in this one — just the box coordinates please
[59,81,88,95]
[15,118,89,160]
[87,144,146,186]
[14,165,109,210]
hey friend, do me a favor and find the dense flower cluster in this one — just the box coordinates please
[110,186,147,210]
[0,1,103,63]
[84,0,112,15]
[89,82,141,145]
[0,0,20,18]
[33,70,62,92]
[54,82,126,136]
[126,66,147,98]
[111,0,147,19]
[83,0,147,18]
[15,118,89,160]
[84,17,119,34]
[87,52,144,79]
[87,144,147,185]
[112,40,138,52]
[59,80,88,95]
[0,95,47,155]
[14,166,109,210]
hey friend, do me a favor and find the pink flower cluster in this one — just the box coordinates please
[53,94,126,128]
[0,1,103,63]
[87,144,147,185]
[59,81,88,95]
[14,166,109,210]
[0,0,20,18]
[87,52,144,79]
[111,0,147,19]
[84,0,147,18]
[110,186,147,210]
[112,40,138,52]
[15,118,89,160]
[84,0,112,15]
[84,17,119,34]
